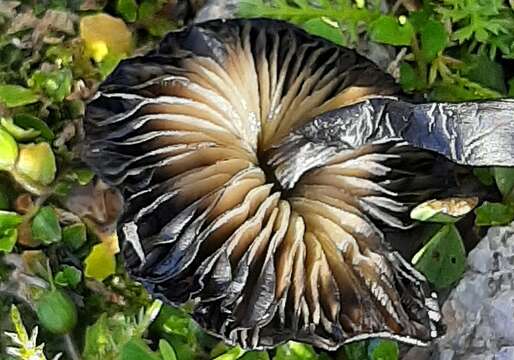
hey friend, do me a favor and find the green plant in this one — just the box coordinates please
[5,305,62,360]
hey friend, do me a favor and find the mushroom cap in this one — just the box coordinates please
[83,19,445,350]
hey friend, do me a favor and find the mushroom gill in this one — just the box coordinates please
[83,19,514,350]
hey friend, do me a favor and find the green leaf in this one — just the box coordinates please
[493,167,514,199]
[74,168,95,185]
[138,0,160,20]
[98,53,124,79]
[408,9,430,30]
[13,114,55,141]
[28,68,73,102]
[473,167,495,186]
[0,210,23,231]
[410,197,478,223]
[211,342,232,358]
[302,18,344,45]
[368,339,399,360]
[84,301,162,359]
[369,16,414,46]
[419,19,448,62]
[0,228,18,253]
[31,206,62,245]
[62,223,87,250]
[54,265,82,288]
[399,62,424,92]
[36,289,77,335]
[15,142,57,186]
[9,305,30,344]
[155,305,197,338]
[137,0,175,37]
[0,85,39,108]
[412,224,466,289]
[461,54,506,94]
[46,45,74,66]
[168,339,198,360]
[213,346,245,360]
[0,127,18,170]
[274,342,317,360]
[83,313,134,358]
[475,201,514,226]
[116,0,138,22]
[1,117,41,141]
[342,341,368,360]
[120,338,160,360]
[289,342,317,359]
[429,81,489,102]
[240,351,270,360]
[84,242,116,281]
[137,300,163,336]
[159,340,178,360]
[54,180,74,198]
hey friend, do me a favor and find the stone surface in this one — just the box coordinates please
[430,222,514,359]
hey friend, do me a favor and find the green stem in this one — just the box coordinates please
[46,258,55,291]
[64,333,81,360]
[410,35,428,90]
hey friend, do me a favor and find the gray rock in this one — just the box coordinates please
[403,346,433,360]
[431,222,514,359]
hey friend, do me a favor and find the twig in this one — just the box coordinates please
[63,334,81,360]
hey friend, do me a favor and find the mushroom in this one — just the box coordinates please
[82,19,514,350]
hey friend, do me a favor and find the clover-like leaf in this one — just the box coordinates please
[412,224,466,289]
